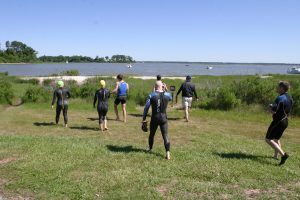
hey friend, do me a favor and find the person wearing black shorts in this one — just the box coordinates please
[93,80,110,131]
[142,81,172,160]
[265,81,293,165]
[112,74,129,122]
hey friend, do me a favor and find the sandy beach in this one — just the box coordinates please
[20,75,186,84]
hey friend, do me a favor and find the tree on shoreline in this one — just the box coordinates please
[0,41,135,63]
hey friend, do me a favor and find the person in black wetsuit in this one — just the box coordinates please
[265,81,293,165]
[143,81,172,160]
[51,80,71,127]
[93,80,110,131]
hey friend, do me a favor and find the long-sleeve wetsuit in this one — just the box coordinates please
[143,91,172,151]
[52,88,71,124]
[94,88,110,123]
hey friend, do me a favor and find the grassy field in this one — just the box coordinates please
[1,74,300,199]
[0,98,300,199]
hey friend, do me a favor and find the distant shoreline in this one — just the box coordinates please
[20,75,186,84]
[1,62,299,65]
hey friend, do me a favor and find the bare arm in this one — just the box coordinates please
[111,82,119,93]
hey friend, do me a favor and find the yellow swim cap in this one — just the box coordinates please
[57,80,64,87]
[100,80,106,88]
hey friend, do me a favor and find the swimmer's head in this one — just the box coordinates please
[100,80,106,88]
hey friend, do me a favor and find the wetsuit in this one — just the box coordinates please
[143,92,172,151]
[94,88,110,123]
[52,88,71,124]
[114,81,128,105]
[266,93,293,140]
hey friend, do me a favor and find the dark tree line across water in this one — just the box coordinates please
[0,41,135,63]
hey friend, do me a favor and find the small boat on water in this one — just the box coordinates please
[206,66,213,70]
[127,64,133,68]
[66,60,69,64]
[287,67,300,74]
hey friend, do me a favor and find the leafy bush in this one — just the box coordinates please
[61,70,80,76]
[17,78,40,85]
[42,79,52,86]
[0,80,14,104]
[198,87,240,110]
[232,77,276,105]
[0,72,9,76]
[22,86,50,103]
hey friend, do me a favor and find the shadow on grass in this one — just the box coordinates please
[33,122,55,126]
[87,117,114,121]
[128,114,181,121]
[214,152,273,165]
[69,125,99,131]
[106,145,164,158]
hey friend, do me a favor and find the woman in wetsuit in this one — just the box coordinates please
[51,80,71,127]
[93,80,110,131]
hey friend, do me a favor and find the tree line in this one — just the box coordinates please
[0,41,135,63]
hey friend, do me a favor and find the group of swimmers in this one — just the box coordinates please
[51,75,293,164]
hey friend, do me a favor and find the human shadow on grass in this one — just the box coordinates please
[69,125,99,131]
[106,145,164,158]
[214,152,273,165]
[87,117,114,121]
[33,122,56,126]
[128,114,181,121]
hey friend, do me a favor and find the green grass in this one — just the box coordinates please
[0,101,300,199]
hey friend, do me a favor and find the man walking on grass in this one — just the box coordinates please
[112,74,129,122]
[265,81,293,165]
[176,75,198,122]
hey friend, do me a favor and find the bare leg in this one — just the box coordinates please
[265,139,285,156]
[273,139,281,159]
[122,104,127,122]
[185,106,189,122]
[104,119,108,130]
[114,104,119,120]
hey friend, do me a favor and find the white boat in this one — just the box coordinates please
[66,60,69,64]
[206,66,213,70]
[287,67,300,74]
[127,64,132,68]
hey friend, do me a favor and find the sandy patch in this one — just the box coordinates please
[0,157,17,165]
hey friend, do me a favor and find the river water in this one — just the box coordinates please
[0,63,296,76]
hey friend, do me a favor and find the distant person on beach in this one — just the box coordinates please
[93,80,110,131]
[51,80,71,127]
[265,81,293,165]
[153,75,168,92]
[143,81,172,159]
[176,75,198,122]
[112,74,129,122]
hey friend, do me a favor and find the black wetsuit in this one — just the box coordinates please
[266,93,293,140]
[94,88,110,123]
[143,92,172,151]
[52,88,71,124]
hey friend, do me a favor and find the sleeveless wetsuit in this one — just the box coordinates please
[114,81,127,105]
[266,93,293,140]
[143,92,172,151]
[52,88,71,124]
[94,88,110,123]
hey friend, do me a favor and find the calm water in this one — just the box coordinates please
[0,63,296,76]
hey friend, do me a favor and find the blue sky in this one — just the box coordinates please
[1,0,300,63]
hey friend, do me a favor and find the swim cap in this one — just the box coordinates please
[100,80,106,88]
[57,80,64,87]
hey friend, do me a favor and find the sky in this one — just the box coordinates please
[1,0,300,63]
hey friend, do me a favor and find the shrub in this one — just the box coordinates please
[22,86,50,103]
[0,80,14,104]
[232,77,276,105]
[61,70,80,76]
[42,79,52,86]
[17,78,40,85]
[0,72,9,76]
[79,83,97,99]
